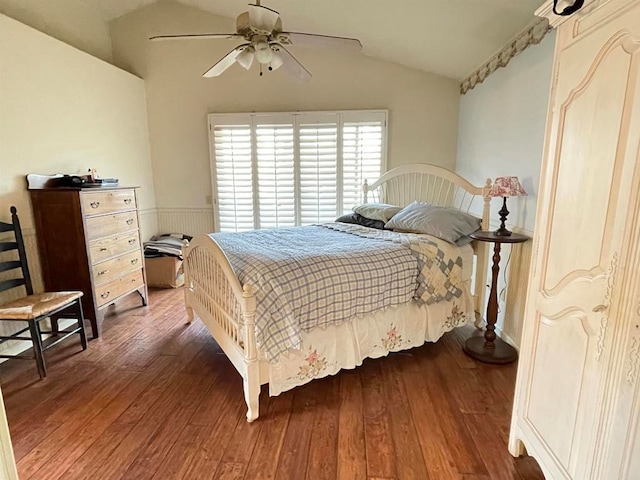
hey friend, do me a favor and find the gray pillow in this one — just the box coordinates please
[335,213,385,230]
[352,203,401,222]
[384,201,481,244]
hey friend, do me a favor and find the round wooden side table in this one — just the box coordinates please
[464,230,529,364]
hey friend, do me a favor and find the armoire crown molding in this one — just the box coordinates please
[460,18,551,95]
[536,0,612,27]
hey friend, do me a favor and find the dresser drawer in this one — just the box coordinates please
[85,211,138,241]
[89,231,140,264]
[81,190,137,216]
[95,269,144,308]
[92,250,142,286]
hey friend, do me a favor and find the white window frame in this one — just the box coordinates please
[208,109,388,232]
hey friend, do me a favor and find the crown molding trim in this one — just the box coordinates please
[460,18,551,95]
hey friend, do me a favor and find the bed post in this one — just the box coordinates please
[362,179,369,203]
[473,178,493,328]
[183,239,194,323]
[241,284,260,422]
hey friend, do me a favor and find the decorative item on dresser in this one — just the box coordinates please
[29,187,148,338]
[487,176,527,236]
[509,1,640,479]
[464,230,529,364]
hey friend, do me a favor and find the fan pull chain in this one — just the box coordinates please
[260,64,263,76]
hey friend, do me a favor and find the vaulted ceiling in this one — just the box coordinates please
[81,0,544,80]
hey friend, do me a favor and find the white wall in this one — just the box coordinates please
[109,1,461,234]
[0,12,157,352]
[0,13,156,236]
[0,0,113,62]
[456,31,556,347]
[457,31,556,233]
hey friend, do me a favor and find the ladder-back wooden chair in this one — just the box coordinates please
[0,206,87,379]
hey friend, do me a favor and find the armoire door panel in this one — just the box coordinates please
[543,40,632,292]
[527,314,590,468]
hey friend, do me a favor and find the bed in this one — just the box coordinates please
[183,164,491,421]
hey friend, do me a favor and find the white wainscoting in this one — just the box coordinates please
[500,238,533,348]
[156,208,214,236]
[139,207,159,240]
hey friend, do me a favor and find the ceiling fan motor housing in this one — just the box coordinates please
[236,11,283,38]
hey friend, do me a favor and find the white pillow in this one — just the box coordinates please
[384,201,481,244]
[352,203,402,223]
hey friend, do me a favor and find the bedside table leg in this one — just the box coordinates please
[464,241,517,364]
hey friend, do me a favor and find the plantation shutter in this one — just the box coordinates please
[209,111,387,232]
[298,114,339,225]
[341,112,386,214]
[255,120,296,229]
[211,118,254,232]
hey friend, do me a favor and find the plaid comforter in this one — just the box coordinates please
[211,223,466,362]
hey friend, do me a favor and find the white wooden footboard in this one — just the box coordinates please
[182,235,261,422]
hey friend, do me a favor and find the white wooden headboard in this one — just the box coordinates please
[363,164,492,231]
[364,164,492,320]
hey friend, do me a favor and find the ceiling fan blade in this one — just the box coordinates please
[202,44,249,78]
[279,32,362,52]
[150,33,243,41]
[272,44,311,82]
[248,4,280,34]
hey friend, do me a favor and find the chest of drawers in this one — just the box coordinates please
[29,187,148,338]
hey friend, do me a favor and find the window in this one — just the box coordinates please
[210,111,387,232]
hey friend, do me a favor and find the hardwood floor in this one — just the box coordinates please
[0,288,544,479]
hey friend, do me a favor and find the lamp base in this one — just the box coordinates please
[494,196,511,236]
[493,227,512,236]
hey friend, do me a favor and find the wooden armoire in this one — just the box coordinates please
[509,1,640,478]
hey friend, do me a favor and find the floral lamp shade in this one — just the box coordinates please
[488,176,528,198]
[488,176,527,236]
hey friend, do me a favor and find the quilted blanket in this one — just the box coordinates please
[211,223,466,361]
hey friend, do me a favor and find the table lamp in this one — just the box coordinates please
[488,176,527,236]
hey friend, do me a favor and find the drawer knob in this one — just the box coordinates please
[90,201,100,209]
[126,218,134,225]
[101,291,110,299]
[128,239,136,245]
[124,198,132,205]
[100,247,107,252]
[131,258,139,265]
[98,269,109,276]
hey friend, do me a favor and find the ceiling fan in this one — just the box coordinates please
[149,1,362,82]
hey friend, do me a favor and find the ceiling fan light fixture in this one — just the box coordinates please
[254,40,273,64]
[269,51,283,71]
[236,46,255,69]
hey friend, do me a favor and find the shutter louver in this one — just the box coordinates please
[299,123,338,225]
[256,124,296,229]
[342,121,384,214]
[213,126,255,232]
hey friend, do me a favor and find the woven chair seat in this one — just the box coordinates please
[0,291,83,320]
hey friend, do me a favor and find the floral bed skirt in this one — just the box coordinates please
[264,280,474,396]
